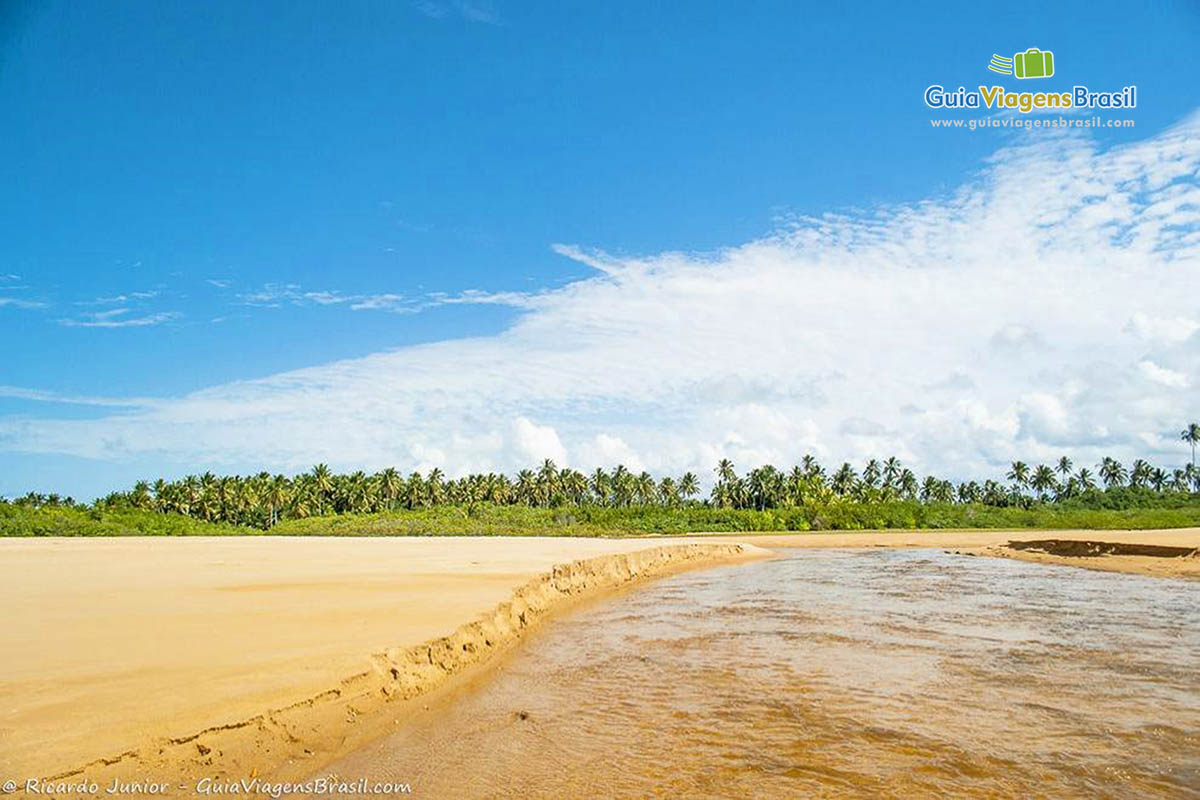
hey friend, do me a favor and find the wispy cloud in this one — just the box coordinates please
[0,385,159,408]
[236,286,396,311]
[57,308,180,328]
[207,279,232,289]
[235,284,533,314]
[424,289,542,310]
[0,296,46,310]
[348,293,408,311]
[75,290,159,306]
[5,112,1199,483]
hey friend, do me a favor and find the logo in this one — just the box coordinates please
[989,48,1055,79]
[924,47,1136,114]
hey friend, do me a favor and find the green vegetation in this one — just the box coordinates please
[4,495,1198,538]
[270,499,1200,536]
[0,502,243,537]
[3,425,1199,536]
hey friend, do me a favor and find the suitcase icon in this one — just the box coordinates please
[1014,48,1054,79]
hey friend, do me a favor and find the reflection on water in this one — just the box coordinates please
[323,549,1200,798]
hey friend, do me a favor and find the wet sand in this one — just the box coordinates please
[0,536,759,790]
[1,528,1195,793]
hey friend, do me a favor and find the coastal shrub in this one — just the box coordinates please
[4,498,1199,537]
[0,503,243,537]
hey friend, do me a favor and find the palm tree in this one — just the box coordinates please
[1171,468,1190,492]
[831,463,856,496]
[981,480,1007,506]
[658,477,679,507]
[919,475,940,502]
[129,481,152,510]
[1129,459,1152,488]
[882,457,902,488]
[1055,456,1073,484]
[378,467,403,510]
[862,459,881,488]
[537,459,559,499]
[678,472,699,504]
[1186,463,1200,493]
[589,468,610,505]
[310,464,333,494]
[1075,467,1097,491]
[1006,461,1030,490]
[1181,423,1200,470]
[1030,465,1057,501]
[426,468,446,506]
[405,471,426,508]
[713,459,737,508]
[635,472,656,505]
[514,470,536,505]
[611,465,633,507]
[266,476,289,527]
[1098,457,1127,488]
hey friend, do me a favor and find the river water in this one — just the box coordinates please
[322,549,1200,798]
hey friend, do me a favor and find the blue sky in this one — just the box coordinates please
[2,0,1198,499]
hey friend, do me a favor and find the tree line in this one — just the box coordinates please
[6,422,1198,531]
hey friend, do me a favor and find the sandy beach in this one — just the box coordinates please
[0,536,760,790]
[1,528,1196,794]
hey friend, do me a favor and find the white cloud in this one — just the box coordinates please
[349,293,408,311]
[76,291,159,306]
[238,284,412,312]
[57,308,179,328]
[575,433,646,473]
[511,417,567,466]
[0,296,46,310]
[4,113,1200,484]
[1125,312,1199,344]
[236,284,532,314]
[0,386,158,408]
[1138,359,1189,389]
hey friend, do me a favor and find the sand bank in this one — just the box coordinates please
[688,526,1199,550]
[0,536,761,791]
[960,537,1200,579]
[689,528,1200,578]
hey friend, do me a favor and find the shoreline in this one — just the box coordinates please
[0,538,764,793]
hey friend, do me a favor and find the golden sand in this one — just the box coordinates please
[0,536,761,789]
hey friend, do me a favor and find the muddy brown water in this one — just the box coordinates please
[316,549,1200,798]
